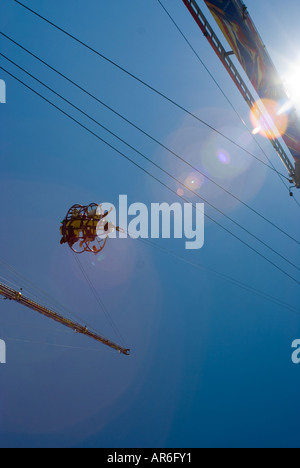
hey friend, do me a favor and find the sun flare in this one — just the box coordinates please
[283,63,300,107]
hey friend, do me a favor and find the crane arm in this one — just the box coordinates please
[0,282,130,356]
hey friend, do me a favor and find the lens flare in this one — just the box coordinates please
[184,172,204,192]
[163,106,267,208]
[283,64,300,107]
[96,253,106,262]
[217,150,231,165]
[252,126,261,135]
[276,100,293,116]
[177,188,184,197]
[250,99,288,138]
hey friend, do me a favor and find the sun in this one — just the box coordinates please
[283,63,300,108]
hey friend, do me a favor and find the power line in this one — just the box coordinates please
[123,226,300,314]
[134,236,300,315]
[12,0,289,180]
[1,234,298,331]
[1,32,298,246]
[1,53,299,275]
[1,64,300,287]
[0,227,298,320]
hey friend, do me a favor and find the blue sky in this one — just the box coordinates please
[0,0,300,448]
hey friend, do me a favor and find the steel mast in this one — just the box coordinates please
[0,282,130,355]
[182,0,299,186]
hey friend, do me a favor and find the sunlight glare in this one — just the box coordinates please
[283,63,300,107]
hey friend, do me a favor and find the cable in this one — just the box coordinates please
[293,195,300,209]
[3,336,115,353]
[157,1,300,196]
[1,34,298,246]
[1,65,299,287]
[71,253,128,348]
[0,225,298,319]
[0,320,74,335]
[1,55,299,275]
[12,0,289,180]
[134,236,300,315]
[0,243,127,348]
[0,257,101,334]
[0,217,298,319]
[122,224,300,314]
[1,233,298,329]
[0,262,69,316]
